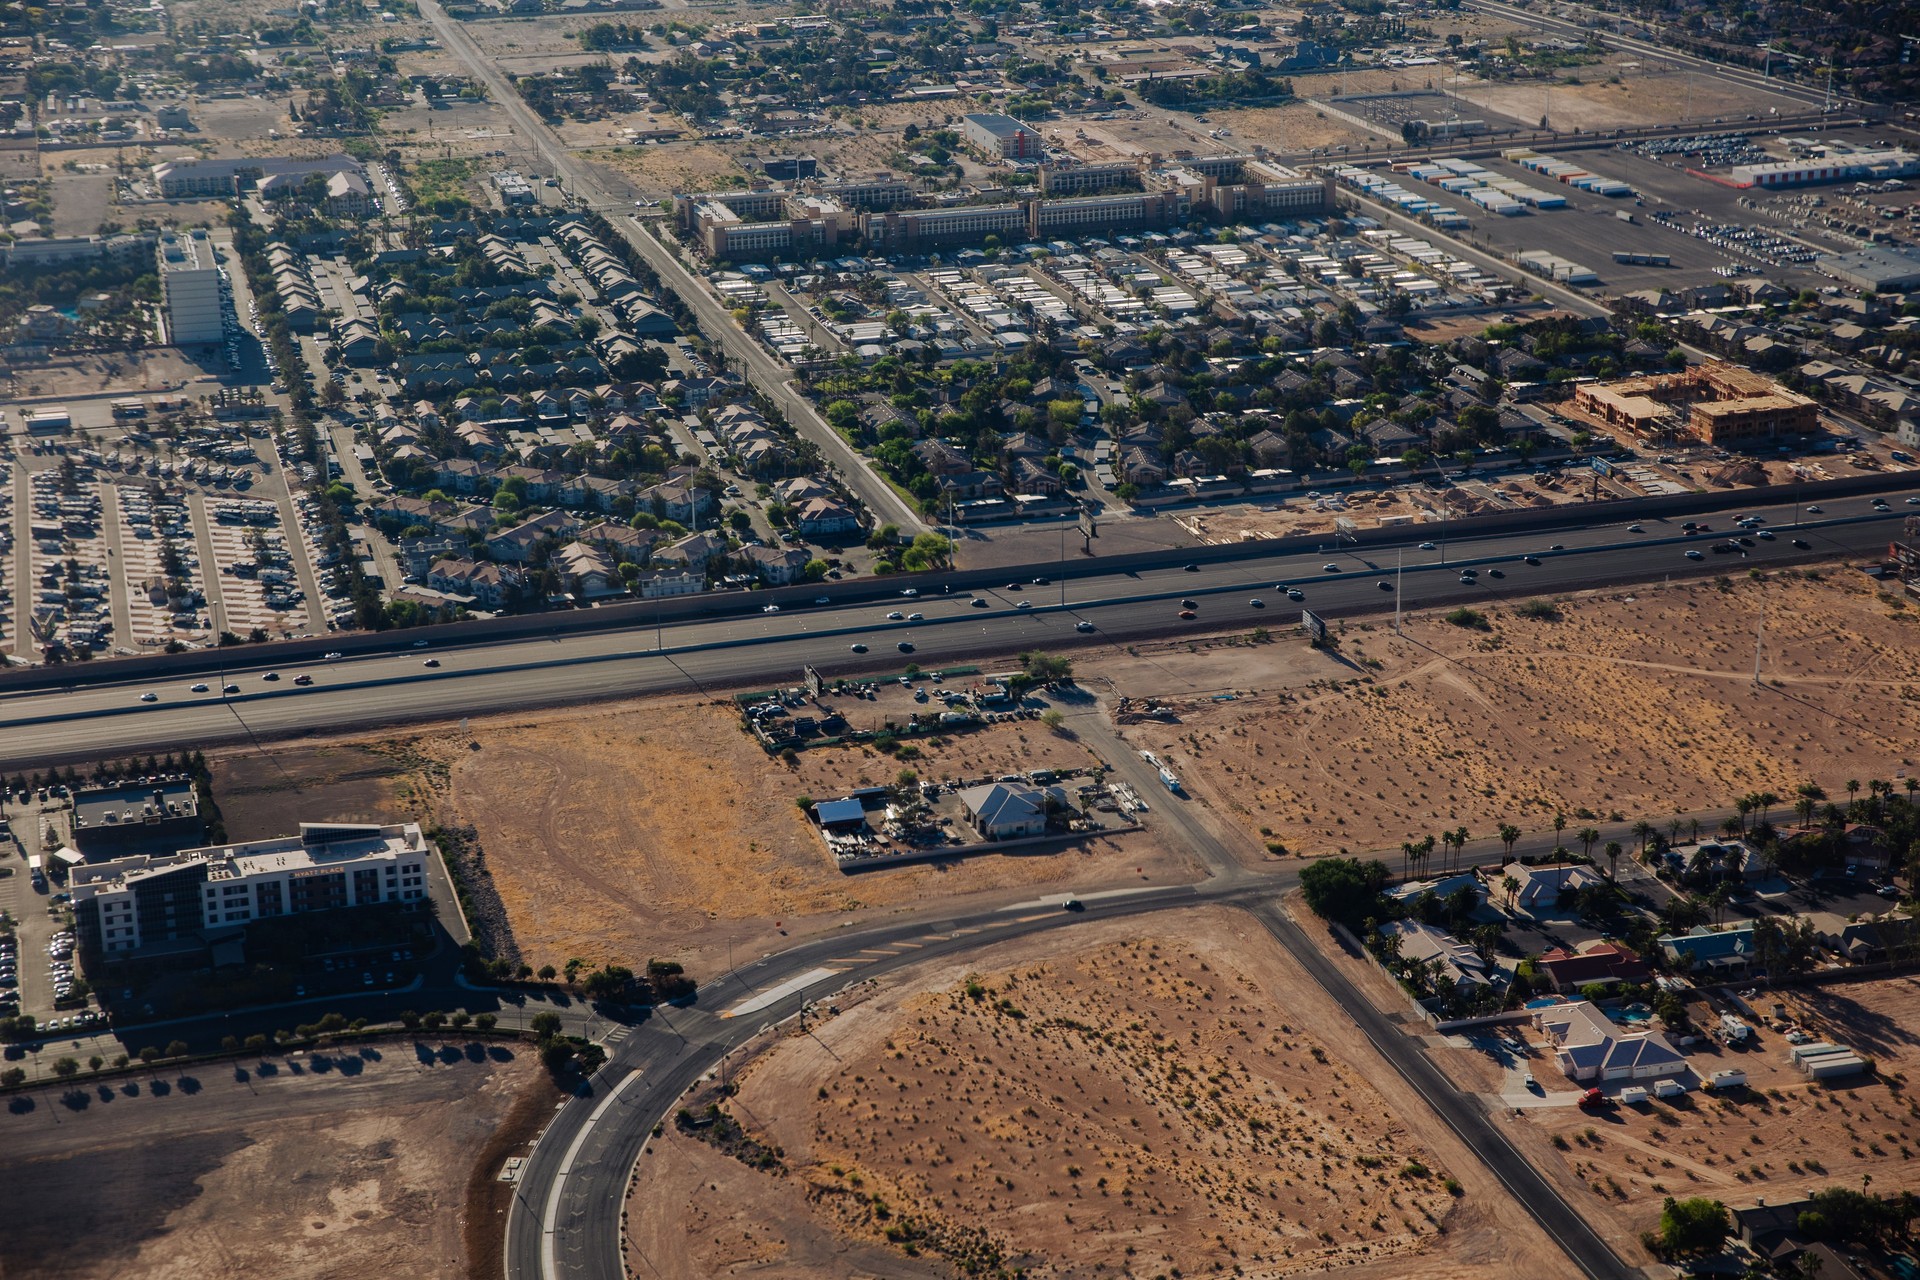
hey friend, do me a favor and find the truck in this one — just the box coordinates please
[1577,1087,1612,1111]
[1652,1078,1688,1098]
[1706,1069,1747,1091]
[26,853,45,888]
[1618,1085,1650,1106]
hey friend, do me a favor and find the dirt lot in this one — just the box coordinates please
[1119,570,1920,856]
[584,142,747,198]
[628,905,1570,1280]
[0,1040,547,1280]
[210,743,417,842]
[1417,976,1920,1266]
[1455,59,1806,133]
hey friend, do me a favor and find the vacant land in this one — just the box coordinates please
[0,1041,544,1280]
[629,906,1569,1280]
[210,743,416,842]
[437,702,1196,971]
[1456,60,1806,133]
[1430,976,1920,1266]
[1121,571,1920,857]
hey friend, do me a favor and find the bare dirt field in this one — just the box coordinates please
[584,142,747,197]
[0,1039,548,1280]
[1118,570,1920,856]
[210,742,416,842]
[1204,101,1384,155]
[627,905,1570,1280]
[1455,61,1806,133]
[7,349,211,401]
[1420,976,1920,1266]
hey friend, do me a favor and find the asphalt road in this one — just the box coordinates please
[6,491,1910,772]
[504,698,1639,1280]
[408,0,926,536]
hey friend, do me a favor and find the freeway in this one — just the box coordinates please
[504,693,1637,1280]
[408,0,926,535]
[7,491,1912,771]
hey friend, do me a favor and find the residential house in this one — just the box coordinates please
[793,497,860,537]
[775,476,834,505]
[1534,1000,1688,1083]
[1495,861,1606,916]
[432,458,490,494]
[555,542,621,598]
[958,782,1067,840]
[396,534,467,580]
[741,544,812,585]
[486,510,581,562]
[913,439,972,478]
[1119,446,1166,487]
[1376,919,1504,992]
[1658,924,1757,977]
[1012,457,1063,496]
[656,530,728,574]
[581,523,661,565]
[636,477,716,525]
[635,568,704,598]
[937,470,1006,501]
[426,558,524,609]
[1536,942,1650,994]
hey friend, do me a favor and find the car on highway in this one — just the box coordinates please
[422,658,441,667]
[1183,564,1199,572]
[1806,504,1822,514]
[971,597,989,608]
[139,691,158,702]
[814,596,830,605]
[897,641,914,653]
[1378,580,1393,590]
[1322,563,1339,572]
[1075,620,1095,632]
[1685,549,1705,560]
[761,604,780,613]
[324,651,343,660]
[900,588,918,597]
[1248,598,1264,608]
[1549,544,1565,551]
[1418,541,1437,551]
[1908,497,1920,506]
[1015,600,1033,610]
[190,683,208,692]
[1627,524,1644,533]
[1286,588,1304,601]
[886,611,904,620]
[907,612,923,621]
[293,674,313,686]
[261,671,280,682]
[1757,530,1774,540]
[1522,555,1541,565]
[1005,581,1023,590]
[1458,572,1476,584]
[1031,577,1049,586]
[1181,598,1198,609]
[1873,499,1890,510]
[849,643,868,653]
[222,683,239,694]
[1178,609,1196,619]
[1792,538,1811,548]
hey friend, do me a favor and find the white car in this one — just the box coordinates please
[1075,620,1095,632]
[814,596,830,605]
[1685,549,1704,560]
[1015,600,1033,610]
[761,604,780,613]
[886,611,904,620]
[1322,563,1339,572]
[907,612,923,621]
[139,691,158,702]
[1418,541,1437,551]
[900,588,919,597]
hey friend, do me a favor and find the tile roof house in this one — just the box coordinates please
[555,542,620,598]
[1537,942,1650,994]
[1376,920,1504,992]
[1495,862,1606,916]
[793,497,860,537]
[741,544,812,585]
[485,510,581,562]
[426,558,524,609]
[1534,1000,1688,1082]
[1658,924,1757,976]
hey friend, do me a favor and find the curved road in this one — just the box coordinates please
[6,491,1910,771]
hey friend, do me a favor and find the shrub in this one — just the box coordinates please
[1444,607,1490,630]
[1516,599,1561,621]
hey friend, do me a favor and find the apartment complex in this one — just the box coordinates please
[72,822,432,956]
[151,153,367,198]
[1575,361,1818,446]
[675,156,1328,261]
[156,231,224,345]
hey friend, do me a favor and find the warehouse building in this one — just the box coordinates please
[962,112,1043,162]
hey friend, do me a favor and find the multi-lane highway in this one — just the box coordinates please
[7,491,1910,771]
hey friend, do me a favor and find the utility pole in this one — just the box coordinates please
[1394,548,1403,635]
[1752,618,1764,688]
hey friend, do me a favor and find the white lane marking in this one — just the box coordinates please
[720,966,845,1019]
[998,885,1168,912]
[542,1069,643,1280]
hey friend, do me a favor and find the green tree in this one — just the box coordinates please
[1657,1197,1731,1257]
[1299,857,1391,929]
[531,1011,563,1040]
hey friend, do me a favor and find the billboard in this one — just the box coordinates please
[803,664,826,697]
[1301,609,1329,644]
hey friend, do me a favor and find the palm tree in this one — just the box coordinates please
[1604,840,1623,882]
[1632,820,1654,857]
[1906,778,1918,807]
[1577,826,1600,859]
[1755,791,1778,826]
[1401,839,1417,881]
[1553,812,1567,846]
[1795,796,1817,827]
[1420,833,1437,877]
[1438,830,1457,874]
[1847,778,1862,808]
[1501,874,1520,912]
[1735,795,1755,832]
[1498,823,1520,860]
[1453,826,1470,872]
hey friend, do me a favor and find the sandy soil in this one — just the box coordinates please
[628,905,1570,1280]
[584,142,745,196]
[435,702,1199,972]
[1203,102,1384,155]
[0,1040,546,1280]
[1454,60,1806,133]
[1419,976,1920,1266]
[1119,571,1920,857]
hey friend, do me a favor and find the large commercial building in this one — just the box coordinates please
[1729,148,1919,189]
[1574,361,1818,447]
[72,822,432,956]
[150,154,367,198]
[69,780,203,860]
[962,113,1043,162]
[865,202,1029,251]
[156,231,224,345]
[1,231,154,271]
